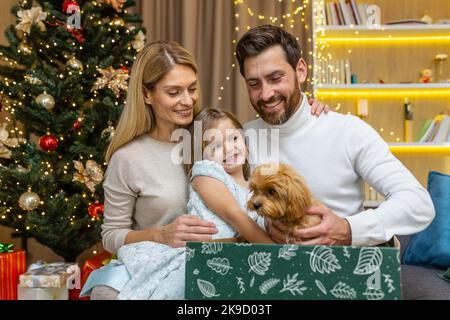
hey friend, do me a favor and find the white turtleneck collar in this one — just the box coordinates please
[257,92,312,136]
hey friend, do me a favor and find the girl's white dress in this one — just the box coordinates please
[116,160,262,300]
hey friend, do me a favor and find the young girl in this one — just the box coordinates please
[115,108,273,300]
[185,108,273,243]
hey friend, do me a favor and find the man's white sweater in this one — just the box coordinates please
[244,93,435,246]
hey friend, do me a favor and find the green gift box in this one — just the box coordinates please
[185,242,402,300]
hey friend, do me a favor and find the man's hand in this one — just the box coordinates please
[265,205,352,245]
[292,205,352,246]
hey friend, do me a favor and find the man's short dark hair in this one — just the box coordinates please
[235,25,302,77]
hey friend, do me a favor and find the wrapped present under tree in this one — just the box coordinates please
[0,243,26,300]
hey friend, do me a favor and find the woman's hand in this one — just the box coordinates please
[309,98,331,117]
[156,215,218,248]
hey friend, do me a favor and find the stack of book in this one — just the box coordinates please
[417,115,450,143]
[317,59,352,85]
[323,0,372,26]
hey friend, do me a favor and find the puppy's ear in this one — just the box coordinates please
[285,173,313,223]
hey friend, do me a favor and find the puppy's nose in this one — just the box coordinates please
[253,202,262,210]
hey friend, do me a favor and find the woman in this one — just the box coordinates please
[82,41,328,300]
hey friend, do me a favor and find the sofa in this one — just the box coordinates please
[399,235,450,300]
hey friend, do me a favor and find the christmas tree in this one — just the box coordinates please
[0,0,145,262]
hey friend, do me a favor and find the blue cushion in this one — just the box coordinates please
[403,171,450,269]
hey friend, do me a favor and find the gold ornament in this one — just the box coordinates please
[19,189,40,211]
[16,6,48,35]
[111,17,125,28]
[36,92,55,110]
[91,66,129,96]
[25,74,42,85]
[101,122,116,142]
[73,160,104,193]
[100,0,126,12]
[66,57,84,72]
[132,30,145,52]
[0,123,25,159]
[18,42,32,55]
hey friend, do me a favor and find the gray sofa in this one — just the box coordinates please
[399,235,450,300]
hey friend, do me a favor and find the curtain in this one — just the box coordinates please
[138,0,313,123]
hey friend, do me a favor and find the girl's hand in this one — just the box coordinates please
[156,215,218,248]
[309,98,331,117]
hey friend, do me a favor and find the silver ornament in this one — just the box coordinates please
[19,190,40,211]
[36,92,55,110]
[67,57,84,72]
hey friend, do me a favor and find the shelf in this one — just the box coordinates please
[315,24,450,44]
[388,143,450,155]
[315,83,450,97]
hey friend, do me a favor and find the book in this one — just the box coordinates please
[416,119,433,142]
[345,59,351,84]
[339,59,346,84]
[433,116,450,143]
[334,2,344,25]
[348,0,362,25]
[325,3,332,26]
[428,115,446,142]
[419,119,436,142]
[339,0,353,25]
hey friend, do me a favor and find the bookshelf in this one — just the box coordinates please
[312,0,450,192]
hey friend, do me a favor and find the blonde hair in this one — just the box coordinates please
[105,41,201,163]
[184,108,250,180]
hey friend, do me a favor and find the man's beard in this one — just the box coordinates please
[254,82,302,125]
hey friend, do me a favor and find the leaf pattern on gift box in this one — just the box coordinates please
[330,282,357,300]
[248,252,272,276]
[343,247,351,259]
[236,277,245,294]
[307,246,341,274]
[197,279,220,298]
[201,242,223,255]
[315,280,328,295]
[353,247,383,275]
[207,257,233,275]
[279,273,307,296]
[383,274,396,293]
[278,245,299,261]
[363,288,385,300]
[259,278,280,294]
[235,243,253,247]
[249,276,255,288]
[186,247,195,262]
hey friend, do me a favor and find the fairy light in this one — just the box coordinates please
[217,0,311,103]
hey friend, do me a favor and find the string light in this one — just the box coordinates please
[218,0,311,103]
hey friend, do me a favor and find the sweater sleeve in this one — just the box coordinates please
[344,116,435,246]
[101,150,138,254]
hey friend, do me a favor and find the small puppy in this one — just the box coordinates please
[247,163,321,239]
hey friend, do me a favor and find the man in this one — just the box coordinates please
[238,25,435,246]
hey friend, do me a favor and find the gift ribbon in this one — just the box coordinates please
[0,243,14,253]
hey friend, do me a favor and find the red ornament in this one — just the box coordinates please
[39,135,58,151]
[73,120,83,131]
[88,203,104,220]
[63,0,80,13]
[120,66,129,74]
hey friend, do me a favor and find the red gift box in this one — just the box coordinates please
[69,251,112,300]
[0,250,27,300]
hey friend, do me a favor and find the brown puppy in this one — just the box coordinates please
[247,163,321,241]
